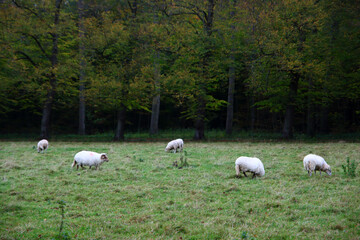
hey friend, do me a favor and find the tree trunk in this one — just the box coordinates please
[320,104,329,134]
[306,78,315,137]
[250,93,256,131]
[226,59,235,135]
[150,94,160,134]
[282,72,299,139]
[225,1,236,135]
[114,109,126,141]
[40,0,62,139]
[40,90,54,139]
[78,0,86,135]
[193,0,215,140]
[194,118,205,140]
[149,6,161,135]
[78,84,86,135]
[194,94,206,140]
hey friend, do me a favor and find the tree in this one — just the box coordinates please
[84,5,151,140]
[245,0,328,138]
[149,0,162,135]
[163,0,227,139]
[78,0,86,135]
[3,0,78,138]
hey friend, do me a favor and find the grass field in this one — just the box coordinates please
[0,141,359,239]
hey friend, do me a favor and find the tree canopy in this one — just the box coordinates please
[0,0,359,139]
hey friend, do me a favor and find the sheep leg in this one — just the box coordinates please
[243,172,248,177]
[252,173,256,179]
[80,164,85,169]
[76,164,79,170]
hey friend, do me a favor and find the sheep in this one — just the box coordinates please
[235,156,265,178]
[37,139,49,153]
[165,139,184,153]
[72,151,109,170]
[303,154,331,176]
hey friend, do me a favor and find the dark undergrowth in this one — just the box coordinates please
[0,129,359,142]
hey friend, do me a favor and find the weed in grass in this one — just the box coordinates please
[53,200,70,240]
[342,157,358,177]
[178,150,189,168]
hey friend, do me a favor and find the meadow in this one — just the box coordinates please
[0,141,359,239]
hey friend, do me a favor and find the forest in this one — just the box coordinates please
[0,0,359,140]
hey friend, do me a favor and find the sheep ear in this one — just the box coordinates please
[101,154,107,159]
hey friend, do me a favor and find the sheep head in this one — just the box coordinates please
[101,153,109,162]
[323,163,331,176]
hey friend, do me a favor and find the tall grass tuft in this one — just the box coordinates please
[342,157,358,177]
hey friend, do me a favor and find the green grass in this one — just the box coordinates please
[0,141,359,239]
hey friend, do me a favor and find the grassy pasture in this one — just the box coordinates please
[0,141,359,239]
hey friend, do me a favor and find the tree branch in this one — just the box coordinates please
[12,0,39,18]
[22,33,51,61]
[15,51,38,67]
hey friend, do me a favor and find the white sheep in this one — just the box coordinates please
[303,154,331,176]
[165,139,184,153]
[72,151,109,170]
[37,139,49,153]
[235,156,265,178]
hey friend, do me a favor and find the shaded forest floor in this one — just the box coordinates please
[0,129,360,142]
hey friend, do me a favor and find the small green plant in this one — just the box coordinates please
[178,150,189,168]
[342,157,358,177]
[53,200,71,240]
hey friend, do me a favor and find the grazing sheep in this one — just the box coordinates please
[72,151,109,170]
[303,154,331,176]
[37,139,49,153]
[235,157,265,178]
[165,139,184,153]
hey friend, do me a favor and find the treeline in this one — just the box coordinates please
[0,0,359,140]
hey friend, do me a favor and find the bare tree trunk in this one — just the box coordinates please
[114,109,126,141]
[282,72,299,139]
[78,0,86,135]
[40,0,62,139]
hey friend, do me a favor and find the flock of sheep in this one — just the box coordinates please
[36,138,332,177]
